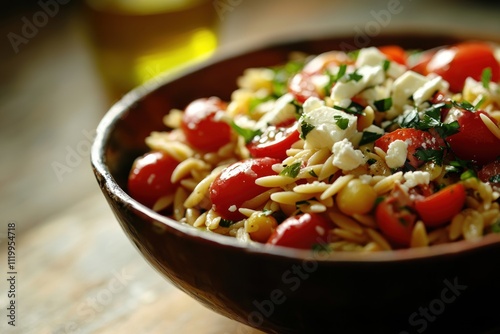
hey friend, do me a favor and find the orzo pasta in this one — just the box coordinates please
[127,41,500,251]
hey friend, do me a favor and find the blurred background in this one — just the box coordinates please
[0,0,499,333]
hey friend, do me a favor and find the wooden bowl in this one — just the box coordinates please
[91,33,500,334]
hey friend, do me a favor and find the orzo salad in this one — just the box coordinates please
[128,41,500,252]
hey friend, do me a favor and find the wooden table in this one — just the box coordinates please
[2,1,500,333]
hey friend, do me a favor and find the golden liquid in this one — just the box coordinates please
[84,0,218,99]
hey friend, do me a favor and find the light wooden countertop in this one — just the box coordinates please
[1,0,500,333]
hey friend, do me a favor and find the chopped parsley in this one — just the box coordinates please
[325,64,347,94]
[334,115,349,130]
[374,97,393,112]
[398,104,459,138]
[359,131,382,146]
[460,169,477,181]
[300,121,315,139]
[451,100,476,112]
[333,101,365,115]
[382,59,391,72]
[482,67,492,89]
[347,70,363,82]
[230,121,262,144]
[308,169,318,177]
[489,174,500,183]
[280,162,301,178]
[219,219,236,228]
[414,148,444,165]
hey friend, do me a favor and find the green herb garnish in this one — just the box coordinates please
[359,131,382,146]
[374,97,393,112]
[489,174,500,183]
[333,101,364,115]
[280,162,301,178]
[230,121,262,144]
[414,148,444,165]
[482,67,492,89]
[334,115,349,130]
[300,121,315,139]
[219,219,236,228]
[382,59,391,72]
[460,169,477,181]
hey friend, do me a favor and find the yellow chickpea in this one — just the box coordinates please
[336,179,377,215]
[245,212,278,243]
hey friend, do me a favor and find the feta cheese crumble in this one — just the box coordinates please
[385,139,408,168]
[332,138,365,170]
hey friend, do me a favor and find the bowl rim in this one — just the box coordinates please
[91,32,500,263]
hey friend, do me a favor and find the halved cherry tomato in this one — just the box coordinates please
[378,45,407,65]
[418,42,500,93]
[376,189,417,246]
[209,157,280,221]
[180,97,232,151]
[267,213,332,249]
[374,128,443,169]
[247,123,300,161]
[478,160,500,185]
[415,183,466,227]
[445,109,500,165]
[128,151,179,209]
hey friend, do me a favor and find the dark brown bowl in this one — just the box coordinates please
[91,33,500,334]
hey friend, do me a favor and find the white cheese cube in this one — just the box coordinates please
[413,76,447,106]
[386,61,407,79]
[356,47,387,67]
[330,65,385,102]
[256,93,296,128]
[392,71,429,108]
[332,138,365,171]
[385,139,408,168]
[299,106,357,150]
[303,96,325,114]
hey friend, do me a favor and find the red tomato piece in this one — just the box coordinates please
[267,213,332,249]
[288,72,320,104]
[478,160,500,184]
[128,151,179,209]
[247,123,300,161]
[425,42,500,93]
[374,128,443,169]
[180,97,232,152]
[209,157,280,221]
[376,191,417,246]
[445,109,500,165]
[378,45,407,65]
[415,183,466,227]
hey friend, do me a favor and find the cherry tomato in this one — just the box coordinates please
[374,128,443,169]
[247,123,300,161]
[420,42,500,92]
[415,183,466,227]
[288,72,320,104]
[445,109,500,165]
[267,213,333,249]
[376,191,417,246]
[378,45,407,65]
[128,151,179,209]
[180,97,232,152]
[478,160,500,185]
[209,157,280,221]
